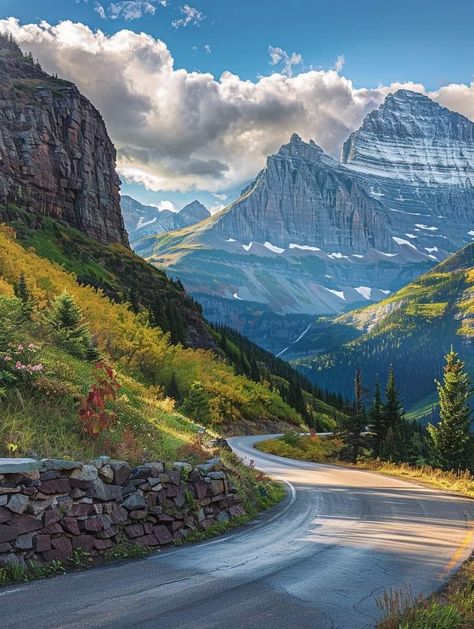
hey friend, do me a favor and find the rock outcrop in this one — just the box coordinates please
[0,37,128,246]
[0,455,245,566]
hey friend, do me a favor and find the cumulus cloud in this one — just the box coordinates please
[268,46,302,77]
[1,18,473,193]
[172,5,204,29]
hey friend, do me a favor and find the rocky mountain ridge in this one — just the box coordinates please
[121,195,210,245]
[0,35,128,246]
[145,90,474,337]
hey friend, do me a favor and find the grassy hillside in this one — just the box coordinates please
[0,223,306,460]
[293,244,474,415]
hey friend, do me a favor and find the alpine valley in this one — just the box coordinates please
[141,89,474,354]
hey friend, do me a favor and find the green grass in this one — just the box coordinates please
[378,556,474,628]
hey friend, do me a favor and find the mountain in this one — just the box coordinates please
[0,34,343,434]
[122,195,210,245]
[144,91,474,347]
[0,34,128,247]
[291,243,474,415]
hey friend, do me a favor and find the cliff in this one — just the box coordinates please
[0,36,128,246]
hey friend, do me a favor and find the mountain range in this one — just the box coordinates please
[141,90,474,347]
[121,195,210,246]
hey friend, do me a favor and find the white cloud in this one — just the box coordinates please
[2,18,473,194]
[94,2,107,18]
[268,45,302,77]
[334,54,345,73]
[204,44,211,54]
[212,192,227,201]
[95,1,158,21]
[156,199,177,212]
[172,5,204,29]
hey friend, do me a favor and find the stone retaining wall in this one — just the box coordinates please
[0,456,245,566]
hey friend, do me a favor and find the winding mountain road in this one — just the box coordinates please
[2,435,473,628]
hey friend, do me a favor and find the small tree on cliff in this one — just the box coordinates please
[428,349,473,471]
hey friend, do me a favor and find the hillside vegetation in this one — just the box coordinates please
[0,224,305,461]
[294,244,474,414]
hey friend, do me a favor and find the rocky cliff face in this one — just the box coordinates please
[147,90,474,336]
[122,196,210,246]
[0,38,128,246]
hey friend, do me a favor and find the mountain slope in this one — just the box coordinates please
[122,196,210,245]
[0,34,128,246]
[292,244,474,413]
[0,36,342,433]
[145,90,474,344]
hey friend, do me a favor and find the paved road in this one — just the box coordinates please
[2,435,473,628]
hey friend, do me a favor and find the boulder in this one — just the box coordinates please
[122,492,146,511]
[153,525,173,545]
[109,461,131,485]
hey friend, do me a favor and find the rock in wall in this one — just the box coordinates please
[0,43,129,247]
[0,456,245,565]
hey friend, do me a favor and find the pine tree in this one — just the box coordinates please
[383,366,405,460]
[369,376,384,458]
[341,369,367,463]
[182,381,212,424]
[14,273,33,320]
[167,373,181,402]
[428,349,473,471]
[47,291,93,359]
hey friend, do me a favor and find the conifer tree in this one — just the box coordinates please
[341,369,367,463]
[14,273,33,320]
[369,376,384,458]
[47,291,93,359]
[383,366,405,460]
[428,349,473,471]
[167,373,181,402]
[182,381,212,424]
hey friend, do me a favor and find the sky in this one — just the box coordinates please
[0,0,473,211]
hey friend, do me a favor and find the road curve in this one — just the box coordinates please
[2,435,474,629]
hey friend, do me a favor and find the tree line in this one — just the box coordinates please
[339,349,473,472]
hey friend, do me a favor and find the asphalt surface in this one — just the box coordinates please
[2,434,473,629]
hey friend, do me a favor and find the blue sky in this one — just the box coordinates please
[1,0,473,210]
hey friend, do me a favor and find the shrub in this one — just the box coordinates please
[78,362,120,437]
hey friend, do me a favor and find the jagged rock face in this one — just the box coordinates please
[146,90,474,334]
[175,200,210,229]
[215,134,393,253]
[342,89,474,185]
[122,195,210,245]
[0,46,128,246]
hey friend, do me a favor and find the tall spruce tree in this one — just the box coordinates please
[383,366,405,461]
[369,376,384,458]
[14,273,33,320]
[428,349,473,471]
[341,369,367,463]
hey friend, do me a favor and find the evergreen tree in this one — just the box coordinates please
[341,369,367,463]
[428,349,473,471]
[383,366,405,460]
[369,376,384,458]
[167,373,181,402]
[14,273,33,320]
[47,291,93,359]
[182,381,212,424]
